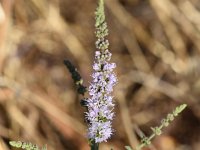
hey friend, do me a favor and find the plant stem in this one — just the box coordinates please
[91,140,99,150]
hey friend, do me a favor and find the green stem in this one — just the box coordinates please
[91,140,99,150]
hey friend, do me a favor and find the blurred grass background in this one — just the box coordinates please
[0,0,200,149]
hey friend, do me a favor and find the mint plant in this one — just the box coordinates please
[125,104,187,150]
[9,141,47,150]
[85,0,117,146]
[9,0,187,150]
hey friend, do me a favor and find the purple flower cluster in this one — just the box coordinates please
[86,49,117,143]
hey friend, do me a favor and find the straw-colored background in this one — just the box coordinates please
[0,0,200,149]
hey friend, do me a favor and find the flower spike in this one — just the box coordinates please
[85,0,117,143]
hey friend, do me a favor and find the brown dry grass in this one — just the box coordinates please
[0,0,200,150]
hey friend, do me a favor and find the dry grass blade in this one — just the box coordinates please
[47,4,91,73]
[150,0,187,59]
[178,0,200,32]
[0,76,86,136]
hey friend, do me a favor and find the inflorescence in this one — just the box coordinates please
[9,141,47,150]
[85,0,117,143]
[125,104,187,150]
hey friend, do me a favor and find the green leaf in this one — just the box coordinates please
[125,146,133,150]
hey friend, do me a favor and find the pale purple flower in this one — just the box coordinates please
[85,0,117,143]
[86,48,117,143]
